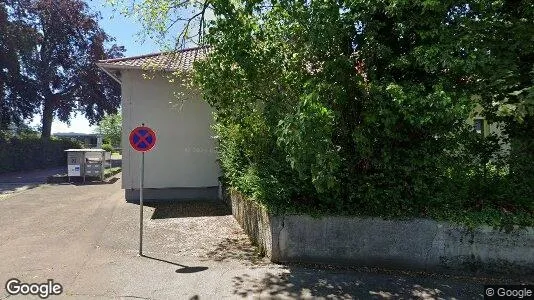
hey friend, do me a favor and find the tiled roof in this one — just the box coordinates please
[96,46,209,72]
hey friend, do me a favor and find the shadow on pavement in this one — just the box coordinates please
[141,254,208,274]
[232,265,486,299]
[0,167,66,195]
[67,177,120,185]
[0,183,38,195]
[203,236,267,266]
[149,201,231,219]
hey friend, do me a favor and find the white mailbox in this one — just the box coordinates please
[65,149,108,182]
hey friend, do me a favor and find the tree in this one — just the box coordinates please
[107,0,211,49]
[96,112,122,147]
[0,0,39,130]
[5,0,126,138]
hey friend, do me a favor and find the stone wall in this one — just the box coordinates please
[229,191,534,277]
[227,190,277,258]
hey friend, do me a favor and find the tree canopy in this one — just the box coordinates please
[1,0,125,137]
[0,0,38,128]
[96,112,122,147]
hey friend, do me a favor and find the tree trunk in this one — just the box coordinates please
[41,97,54,138]
[0,96,5,131]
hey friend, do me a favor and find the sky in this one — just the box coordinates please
[29,0,161,134]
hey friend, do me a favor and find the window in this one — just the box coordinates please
[474,118,485,135]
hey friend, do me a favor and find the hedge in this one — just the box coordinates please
[0,136,81,173]
[193,1,534,229]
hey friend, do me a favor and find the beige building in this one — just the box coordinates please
[53,132,103,148]
[97,47,220,201]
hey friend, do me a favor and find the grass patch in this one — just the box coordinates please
[104,167,121,178]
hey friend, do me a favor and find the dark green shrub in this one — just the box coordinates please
[192,0,533,227]
[101,143,114,152]
[0,136,81,173]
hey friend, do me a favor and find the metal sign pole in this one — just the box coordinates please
[139,147,145,256]
[130,123,155,257]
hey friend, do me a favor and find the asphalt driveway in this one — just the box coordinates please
[0,174,495,299]
[0,167,66,195]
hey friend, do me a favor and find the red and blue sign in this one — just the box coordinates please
[129,126,157,152]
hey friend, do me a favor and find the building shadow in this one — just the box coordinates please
[149,201,231,219]
[231,264,492,299]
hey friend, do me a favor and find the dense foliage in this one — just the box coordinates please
[193,0,533,227]
[118,0,533,227]
[0,0,37,128]
[0,0,125,137]
[101,143,114,152]
[0,132,81,173]
[96,113,122,147]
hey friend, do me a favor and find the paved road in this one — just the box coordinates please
[0,175,502,299]
[0,167,66,195]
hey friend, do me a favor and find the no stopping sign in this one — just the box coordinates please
[129,126,157,152]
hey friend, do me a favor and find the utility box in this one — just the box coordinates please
[67,151,84,177]
[65,149,107,182]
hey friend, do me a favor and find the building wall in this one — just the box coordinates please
[468,104,511,154]
[121,70,220,191]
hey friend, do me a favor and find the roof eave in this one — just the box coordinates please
[96,63,191,74]
[96,63,123,84]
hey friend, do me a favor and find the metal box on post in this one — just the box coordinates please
[65,149,107,182]
[84,151,105,180]
[67,151,84,178]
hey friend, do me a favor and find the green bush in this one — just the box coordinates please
[101,143,113,152]
[192,0,533,228]
[0,136,82,173]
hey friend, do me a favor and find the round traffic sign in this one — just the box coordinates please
[129,126,157,152]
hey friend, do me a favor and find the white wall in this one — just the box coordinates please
[121,70,219,189]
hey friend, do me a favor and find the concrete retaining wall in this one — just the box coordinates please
[229,190,534,276]
[227,191,276,257]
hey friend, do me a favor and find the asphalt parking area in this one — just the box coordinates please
[0,167,66,196]
[0,173,491,299]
